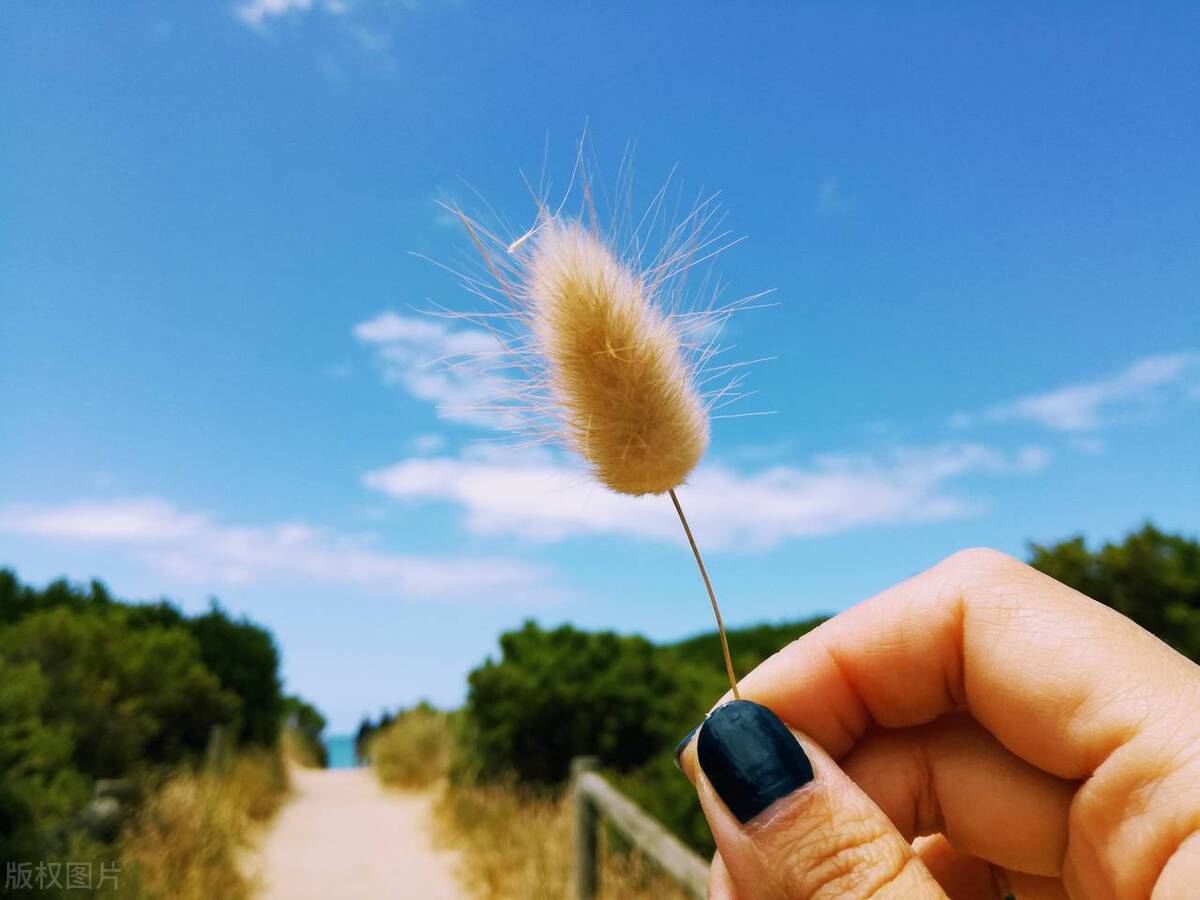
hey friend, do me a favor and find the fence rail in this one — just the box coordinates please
[571,757,709,899]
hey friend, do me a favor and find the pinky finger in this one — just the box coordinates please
[913,835,1070,900]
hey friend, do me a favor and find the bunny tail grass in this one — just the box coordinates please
[527,219,709,496]
[444,152,758,702]
[527,218,736,692]
[669,488,740,699]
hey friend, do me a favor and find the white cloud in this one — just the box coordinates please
[354,311,511,427]
[234,0,313,28]
[0,498,552,602]
[233,0,350,28]
[363,443,1048,551]
[984,352,1199,432]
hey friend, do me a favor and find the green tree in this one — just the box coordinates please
[187,603,284,747]
[0,659,88,866]
[0,607,240,777]
[462,621,687,784]
[1029,523,1200,660]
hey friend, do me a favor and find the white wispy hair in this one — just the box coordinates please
[424,143,770,495]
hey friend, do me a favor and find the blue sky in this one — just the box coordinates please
[3,2,1198,732]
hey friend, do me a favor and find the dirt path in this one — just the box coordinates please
[251,767,465,899]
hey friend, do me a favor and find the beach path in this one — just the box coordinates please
[250,766,465,899]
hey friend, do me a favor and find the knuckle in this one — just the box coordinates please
[941,546,1020,578]
[766,809,914,899]
[1069,737,1200,897]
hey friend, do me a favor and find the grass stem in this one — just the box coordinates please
[668,488,740,700]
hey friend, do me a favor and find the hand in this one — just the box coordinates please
[675,548,1200,899]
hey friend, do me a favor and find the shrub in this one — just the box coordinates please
[370,705,453,789]
[0,568,321,898]
[0,659,89,876]
[0,607,240,778]
[461,622,687,785]
[455,616,829,856]
[187,605,284,748]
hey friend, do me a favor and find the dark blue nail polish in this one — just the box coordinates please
[697,700,814,823]
[673,725,699,769]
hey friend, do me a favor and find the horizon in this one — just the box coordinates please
[3,2,1199,732]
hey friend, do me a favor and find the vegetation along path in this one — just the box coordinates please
[251,766,464,899]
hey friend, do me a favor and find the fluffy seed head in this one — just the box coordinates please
[527,219,709,495]
[439,155,760,498]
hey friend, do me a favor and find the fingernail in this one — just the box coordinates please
[672,725,699,769]
[697,700,814,823]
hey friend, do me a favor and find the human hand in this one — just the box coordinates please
[675,549,1200,899]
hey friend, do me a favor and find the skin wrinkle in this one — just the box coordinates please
[1074,735,1200,897]
[818,641,874,755]
[915,733,943,840]
[861,853,931,900]
[943,551,1189,892]
[939,577,968,712]
[798,822,911,900]
[846,715,1074,878]
[1062,669,1200,896]
[820,643,878,753]
[954,552,1138,781]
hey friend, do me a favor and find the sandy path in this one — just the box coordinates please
[251,767,465,899]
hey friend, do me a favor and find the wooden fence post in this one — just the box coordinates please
[571,757,710,899]
[572,756,599,900]
[206,724,228,775]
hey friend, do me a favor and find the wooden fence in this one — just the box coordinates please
[571,757,709,900]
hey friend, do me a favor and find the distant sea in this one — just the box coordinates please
[323,734,359,770]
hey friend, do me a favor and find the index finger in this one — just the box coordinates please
[733,548,1197,780]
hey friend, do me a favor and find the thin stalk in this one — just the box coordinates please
[668,488,741,700]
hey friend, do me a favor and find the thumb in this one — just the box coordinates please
[677,700,945,900]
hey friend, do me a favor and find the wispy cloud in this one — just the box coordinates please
[234,0,315,29]
[345,22,390,52]
[962,351,1200,433]
[411,433,447,454]
[0,498,553,602]
[233,0,450,78]
[354,311,509,428]
[817,177,848,213]
[363,443,1048,551]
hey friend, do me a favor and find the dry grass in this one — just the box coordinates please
[120,751,287,900]
[433,781,694,900]
[281,726,326,769]
[367,704,690,898]
[369,707,453,789]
